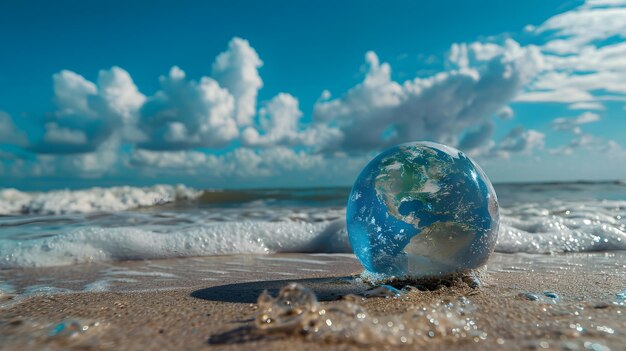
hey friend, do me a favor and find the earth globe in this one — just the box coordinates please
[346,141,499,278]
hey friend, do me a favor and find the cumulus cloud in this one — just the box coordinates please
[128,147,370,183]
[28,38,263,155]
[458,121,495,151]
[548,111,615,156]
[31,67,145,154]
[240,92,344,149]
[135,38,266,150]
[550,134,598,155]
[491,127,545,159]
[7,138,120,178]
[496,106,514,120]
[242,93,303,147]
[137,66,239,150]
[6,3,625,183]
[212,37,263,126]
[96,67,147,127]
[1,33,553,182]
[313,40,543,154]
[62,138,120,177]
[0,111,27,146]
[43,123,88,144]
[53,70,97,116]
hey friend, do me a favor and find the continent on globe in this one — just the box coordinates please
[346,141,499,278]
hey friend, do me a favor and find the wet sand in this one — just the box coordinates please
[1,252,625,350]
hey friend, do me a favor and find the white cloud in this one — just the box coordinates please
[63,138,119,176]
[550,134,598,155]
[33,66,145,153]
[27,38,263,155]
[242,93,303,147]
[537,3,626,53]
[97,67,146,125]
[551,111,601,134]
[313,40,543,153]
[516,87,594,103]
[128,147,370,184]
[240,93,344,149]
[212,37,263,126]
[53,70,98,116]
[129,149,214,171]
[603,140,626,157]
[548,111,614,156]
[43,123,88,144]
[313,51,404,124]
[7,137,120,178]
[5,10,625,184]
[519,1,626,105]
[0,111,27,146]
[491,127,545,159]
[497,106,514,120]
[569,101,605,110]
[53,67,145,123]
[138,66,239,150]
[458,121,495,151]
[3,34,550,181]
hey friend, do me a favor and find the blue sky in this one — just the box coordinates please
[1,0,625,189]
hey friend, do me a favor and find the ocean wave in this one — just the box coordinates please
[0,199,624,268]
[0,185,201,215]
[1,183,625,267]
[0,220,351,268]
[497,199,626,253]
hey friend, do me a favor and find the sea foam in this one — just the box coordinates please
[0,185,625,267]
[497,199,626,253]
[0,220,351,268]
[0,184,201,215]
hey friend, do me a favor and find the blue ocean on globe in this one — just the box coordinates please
[346,141,499,278]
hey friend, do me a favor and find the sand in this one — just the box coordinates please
[1,252,625,350]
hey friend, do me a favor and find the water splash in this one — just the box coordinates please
[255,283,483,345]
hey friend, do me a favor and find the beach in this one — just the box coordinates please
[2,0,626,348]
[1,183,625,349]
[2,252,625,350]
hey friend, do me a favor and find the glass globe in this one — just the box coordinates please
[346,142,499,277]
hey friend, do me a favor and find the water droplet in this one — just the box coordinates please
[520,292,540,301]
[583,341,611,351]
[543,291,559,299]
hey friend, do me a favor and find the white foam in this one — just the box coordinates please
[0,198,624,268]
[105,269,178,278]
[0,184,201,215]
[496,199,626,253]
[83,278,138,292]
[256,257,329,265]
[0,220,352,268]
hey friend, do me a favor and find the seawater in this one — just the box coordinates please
[0,181,625,267]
